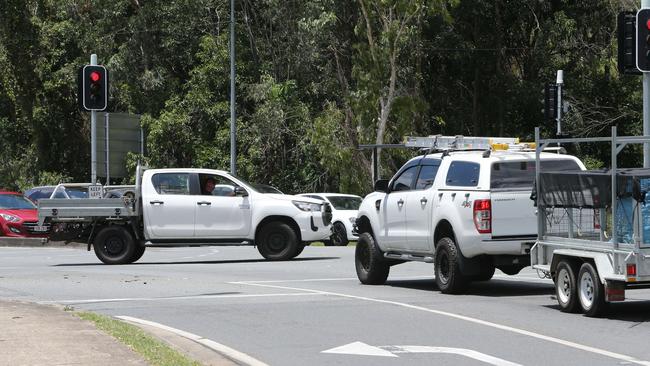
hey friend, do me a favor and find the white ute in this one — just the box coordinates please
[354,135,584,293]
[37,167,332,264]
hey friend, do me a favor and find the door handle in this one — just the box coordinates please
[149,200,164,205]
[420,197,428,204]
[197,201,212,206]
[397,199,404,206]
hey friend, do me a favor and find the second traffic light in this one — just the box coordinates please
[544,82,558,122]
[637,9,650,72]
[79,65,108,111]
[619,11,641,75]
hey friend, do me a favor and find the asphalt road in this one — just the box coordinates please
[2,245,650,366]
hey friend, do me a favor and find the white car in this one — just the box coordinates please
[298,193,362,246]
[36,167,333,264]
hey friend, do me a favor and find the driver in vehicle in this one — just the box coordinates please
[203,178,216,195]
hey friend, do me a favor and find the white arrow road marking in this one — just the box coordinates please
[322,342,521,365]
[322,341,398,357]
[232,281,650,366]
[391,345,522,366]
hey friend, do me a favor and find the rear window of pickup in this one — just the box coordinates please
[490,159,581,189]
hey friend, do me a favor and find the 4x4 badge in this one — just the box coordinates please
[461,199,472,208]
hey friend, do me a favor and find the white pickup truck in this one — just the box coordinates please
[354,145,584,293]
[37,166,332,264]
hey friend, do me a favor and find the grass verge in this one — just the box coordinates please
[76,312,201,366]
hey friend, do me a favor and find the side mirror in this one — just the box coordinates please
[374,179,389,193]
[235,186,249,197]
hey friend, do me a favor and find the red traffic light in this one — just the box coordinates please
[90,71,101,82]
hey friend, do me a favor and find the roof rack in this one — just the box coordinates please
[404,135,536,152]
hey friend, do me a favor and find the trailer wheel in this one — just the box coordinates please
[257,222,299,261]
[578,262,606,317]
[93,226,136,265]
[355,233,389,285]
[434,237,468,294]
[555,260,579,313]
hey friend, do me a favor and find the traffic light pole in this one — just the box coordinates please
[229,0,237,176]
[556,70,563,136]
[90,54,98,184]
[637,0,650,168]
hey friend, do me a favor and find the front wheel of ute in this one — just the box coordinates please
[355,233,389,285]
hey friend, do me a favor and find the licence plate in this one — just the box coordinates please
[32,226,48,232]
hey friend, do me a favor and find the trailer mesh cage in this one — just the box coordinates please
[535,168,650,243]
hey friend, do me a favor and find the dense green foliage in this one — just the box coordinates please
[0,0,643,194]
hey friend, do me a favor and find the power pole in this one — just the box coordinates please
[230,0,237,175]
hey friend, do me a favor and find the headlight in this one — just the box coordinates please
[0,213,20,223]
[292,201,322,212]
[349,217,356,224]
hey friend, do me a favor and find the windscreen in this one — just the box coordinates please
[0,194,36,209]
[327,196,362,210]
[491,159,581,189]
[63,188,88,198]
[253,185,283,194]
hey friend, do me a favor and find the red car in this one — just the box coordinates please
[0,191,48,237]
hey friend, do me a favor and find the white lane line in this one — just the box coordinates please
[117,315,268,366]
[231,281,650,366]
[235,274,551,285]
[239,275,433,284]
[39,292,323,305]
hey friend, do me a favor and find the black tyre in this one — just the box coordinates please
[330,222,349,247]
[129,245,146,263]
[355,233,389,285]
[434,237,468,294]
[257,222,299,261]
[555,260,580,313]
[93,226,137,265]
[472,265,495,281]
[293,243,306,258]
[577,262,606,317]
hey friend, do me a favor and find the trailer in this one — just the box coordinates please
[531,126,650,316]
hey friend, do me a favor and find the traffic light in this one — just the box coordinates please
[637,9,650,72]
[78,65,108,111]
[618,11,641,75]
[544,82,558,122]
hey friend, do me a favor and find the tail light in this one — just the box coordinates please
[627,263,637,277]
[473,199,491,234]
